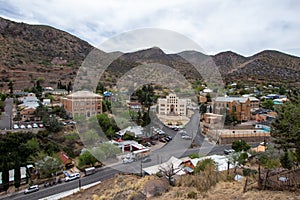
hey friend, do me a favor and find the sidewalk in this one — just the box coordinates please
[39,181,101,200]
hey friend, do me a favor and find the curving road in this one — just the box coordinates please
[0,112,238,200]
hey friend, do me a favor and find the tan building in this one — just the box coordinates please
[157,93,189,116]
[213,96,259,121]
[61,90,102,118]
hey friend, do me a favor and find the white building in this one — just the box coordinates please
[157,93,189,116]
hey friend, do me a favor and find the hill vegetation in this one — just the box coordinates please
[0,17,299,91]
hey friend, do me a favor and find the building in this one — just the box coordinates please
[157,93,189,116]
[61,90,102,118]
[213,96,259,121]
[18,93,39,110]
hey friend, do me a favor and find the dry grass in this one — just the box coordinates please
[63,174,300,200]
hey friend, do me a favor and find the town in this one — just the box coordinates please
[0,78,299,199]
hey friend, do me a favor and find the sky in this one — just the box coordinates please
[0,0,300,56]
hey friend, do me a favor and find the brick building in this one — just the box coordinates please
[213,96,259,121]
[61,90,102,118]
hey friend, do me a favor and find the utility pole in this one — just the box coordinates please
[140,160,143,177]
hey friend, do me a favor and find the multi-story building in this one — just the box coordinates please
[61,90,102,118]
[157,93,189,116]
[213,96,259,121]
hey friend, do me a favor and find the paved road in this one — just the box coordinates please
[1,111,259,200]
[0,98,13,130]
[1,167,120,200]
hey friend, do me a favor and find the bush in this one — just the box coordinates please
[187,191,197,199]
[189,153,200,159]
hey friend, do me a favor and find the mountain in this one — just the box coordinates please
[0,16,299,91]
[0,17,93,90]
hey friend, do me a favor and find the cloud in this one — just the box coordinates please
[0,0,299,56]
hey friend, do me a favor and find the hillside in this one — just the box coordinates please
[0,17,93,90]
[0,16,299,91]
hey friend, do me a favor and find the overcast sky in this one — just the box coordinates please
[0,0,300,56]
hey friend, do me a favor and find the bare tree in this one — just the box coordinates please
[159,163,181,185]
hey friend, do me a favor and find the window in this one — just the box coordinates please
[232,105,236,112]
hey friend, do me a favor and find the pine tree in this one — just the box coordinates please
[271,94,300,161]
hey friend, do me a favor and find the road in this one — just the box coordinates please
[0,112,258,200]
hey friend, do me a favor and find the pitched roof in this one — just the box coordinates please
[60,152,72,165]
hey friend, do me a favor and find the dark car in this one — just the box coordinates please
[150,141,156,145]
[159,138,167,143]
[224,149,235,155]
[166,136,172,140]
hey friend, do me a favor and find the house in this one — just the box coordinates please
[61,90,102,118]
[20,107,39,122]
[42,99,51,106]
[60,152,74,169]
[213,96,259,121]
[180,155,235,173]
[128,102,142,110]
[143,156,185,176]
[18,93,40,110]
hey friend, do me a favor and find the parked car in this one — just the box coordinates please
[224,149,235,155]
[38,124,44,128]
[150,141,156,145]
[144,142,152,147]
[181,135,192,140]
[123,158,134,164]
[32,123,38,128]
[165,137,171,142]
[24,185,39,194]
[159,138,167,143]
[27,124,32,129]
[166,135,172,140]
[65,173,80,182]
[62,122,67,126]
[69,121,77,124]
[13,124,19,129]
[179,130,187,136]
[20,125,26,129]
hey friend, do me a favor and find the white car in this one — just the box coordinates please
[13,124,19,129]
[20,125,26,129]
[24,185,39,194]
[123,158,134,164]
[33,123,38,128]
[181,135,192,140]
[27,124,32,129]
[65,173,80,182]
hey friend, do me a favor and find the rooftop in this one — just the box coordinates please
[66,90,102,98]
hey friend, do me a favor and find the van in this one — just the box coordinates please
[84,167,96,176]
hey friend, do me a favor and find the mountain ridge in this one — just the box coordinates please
[0,16,299,91]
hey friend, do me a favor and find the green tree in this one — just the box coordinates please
[271,94,300,161]
[14,160,21,189]
[43,115,63,133]
[280,151,293,170]
[78,151,98,167]
[232,140,251,152]
[194,158,216,174]
[8,81,13,96]
[1,167,9,192]
[261,99,274,110]
[35,156,62,178]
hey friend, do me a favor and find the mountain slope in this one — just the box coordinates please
[0,17,93,90]
[0,16,299,91]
